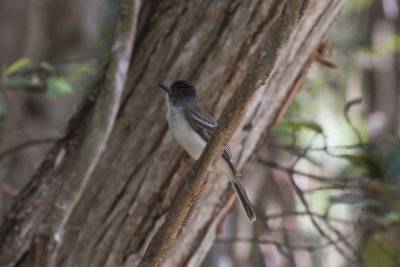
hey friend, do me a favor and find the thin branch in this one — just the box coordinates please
[217,237,318,251]
[323,219,364,262]
[269,142,369,152]
[260,211,357,226]
[258,159,350,182]
[46,0,142,264]
[302,185,360,193]
[344,98,363,146]
[216,232,356,253]
[287,172,361,265]
[0,137,58,163]
[0,0,141,265]
[138,1,311,266]
[266,132,364,264]
[282,134,362,265]
[290,133,317,167]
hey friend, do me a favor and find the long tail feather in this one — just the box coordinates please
[231,177,256,222]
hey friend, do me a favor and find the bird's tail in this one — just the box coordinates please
[231,175,256,223]
[217,157,256,222]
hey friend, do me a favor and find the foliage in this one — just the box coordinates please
[273,92,400,265]
[363,233,398,267]
[0,58,97,116]
[2,58,32,78]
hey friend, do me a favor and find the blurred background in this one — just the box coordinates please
[0,0,399,266]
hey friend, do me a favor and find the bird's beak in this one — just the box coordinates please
[158,83,170,93]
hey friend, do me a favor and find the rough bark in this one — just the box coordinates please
[0,0,344,266]
[139,1,310,266]
[0,0,103,221]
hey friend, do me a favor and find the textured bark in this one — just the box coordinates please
[139,1,310,266]
[0,0,344,266]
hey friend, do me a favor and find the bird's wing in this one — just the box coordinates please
[183,105,239,176]
[183,105,255,222]
[183,105,217,141]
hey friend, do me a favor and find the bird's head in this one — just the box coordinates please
[159,80,197,106]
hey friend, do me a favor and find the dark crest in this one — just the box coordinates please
[170,80,196,98]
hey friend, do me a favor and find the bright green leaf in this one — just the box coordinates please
[3,58,32,77]
[46,76,73,97]
[67,64,97,80]
[280,118,324,134]
[41,61,56,74]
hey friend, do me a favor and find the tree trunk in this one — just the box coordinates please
[0,1,344,266]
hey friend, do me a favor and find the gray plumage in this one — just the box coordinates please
[160,80,256,222]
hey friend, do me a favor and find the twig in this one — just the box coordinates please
[302,185,360,193]
[269,142,369,152]
[260,211,357,226]
[46,0,142,265]
[290,133,317,167]
[0,137,58,163]
[344,98,363,146]
[216,232,356,253]
[266,125,364,264]
[258,159,350,182]
[0,0,140,263]
[288,172,361,264]
[138,1,311,266]
[324,219,363,262]
[283,134,361,265]
[216,237,318,251]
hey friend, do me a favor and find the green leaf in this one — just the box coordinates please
[273,125,294,138]
[280,118,324,134]
[334,153,381,176]
[46,76,73,97]
[335,154,369,166]
[41,61,56,74]
[363,233,397,267]
[286,148,321,167]
[67,64,97,80]
[366,211,400,227]
[3,58,32,77]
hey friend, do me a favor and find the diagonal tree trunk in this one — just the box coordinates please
[0,1,344,266]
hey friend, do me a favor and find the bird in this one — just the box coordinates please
[159,80,256,222]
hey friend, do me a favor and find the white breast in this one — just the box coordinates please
[166,105,206,160]
[165,96,234,181]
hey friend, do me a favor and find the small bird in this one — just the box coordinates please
[159,80,256,222]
